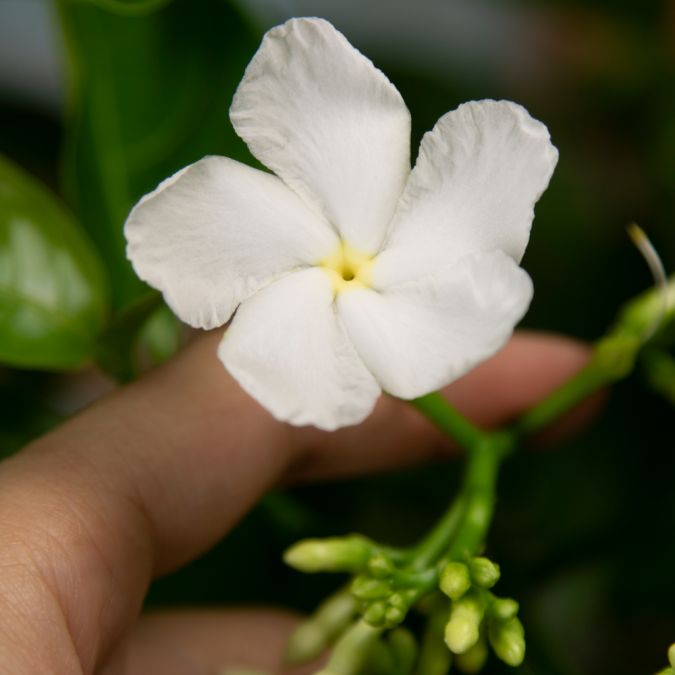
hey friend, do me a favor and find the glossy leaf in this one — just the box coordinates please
[57,0,258,307]
[0,156,108,369]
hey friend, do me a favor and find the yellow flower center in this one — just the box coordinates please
[319,241,374,294]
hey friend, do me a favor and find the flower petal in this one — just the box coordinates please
[230,17,411,254]
[219,267,381,430]
[375,100,558,287]
[338,250,533,399]
[125,156,337,329]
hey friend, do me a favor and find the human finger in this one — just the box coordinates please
[0,331,590,673]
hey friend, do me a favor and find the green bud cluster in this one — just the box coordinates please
[438,555,525,668]
[354,574,415,629]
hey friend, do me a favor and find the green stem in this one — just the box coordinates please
[407,394,513,567]
[446,439,502,559]
[512,358,609,437]
[410,392,490,450]
[513,332,638,438]
[411,493,467,570]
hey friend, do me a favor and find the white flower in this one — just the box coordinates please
[124,17,558,431]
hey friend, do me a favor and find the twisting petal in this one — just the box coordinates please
[337,250,533,399]
[230,17,411,254]
[125,156,337,329]
[375,100,558,287]
[219,267,381,430]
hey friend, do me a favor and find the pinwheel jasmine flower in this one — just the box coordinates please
[124,17,558,431]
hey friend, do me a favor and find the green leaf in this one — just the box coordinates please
[57,0,258,307]
[0,156,108,370]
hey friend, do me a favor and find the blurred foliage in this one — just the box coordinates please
[0,0,674,673]
[58,0,257,307]
[0,154,107,369]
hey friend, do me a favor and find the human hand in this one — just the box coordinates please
[0,331,590,675]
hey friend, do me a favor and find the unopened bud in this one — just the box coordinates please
[284,536,371,573]
[491,597,519,620]
[385,605,405,626]
[389,627,418,672]
[285,591,356,664]
[368,553,395,579]
[388,592,408,610]
[351,575,391,600]
[489,616,525,667]
[363,601,386,626]
[455,639,488,673]
[315,619,381,675]
[440,561,471,600]
[669,643,675,668]
[470,557,500,589]
[285,622,326,665]
[444,592,485,654]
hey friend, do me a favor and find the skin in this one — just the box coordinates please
[0,330,593,675]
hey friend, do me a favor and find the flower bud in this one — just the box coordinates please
[351,575,391,600]
[385,605,405,626]
[389,627,418,672]
[491,597,519,620]
[285,591,356,664]
[444,592,485,654]
[315,619,381,675]
[363,601,386,626]
[669,643,675,668]
[284,536,372,573]
[388,592,408,610]
[285,622,326,665]
[455,639,488,673]
[440,561,471,600]
[489,616,525,667]
[470,557,500,589]
[368,553,395,579]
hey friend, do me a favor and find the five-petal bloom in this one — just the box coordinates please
[124,17,558,431]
